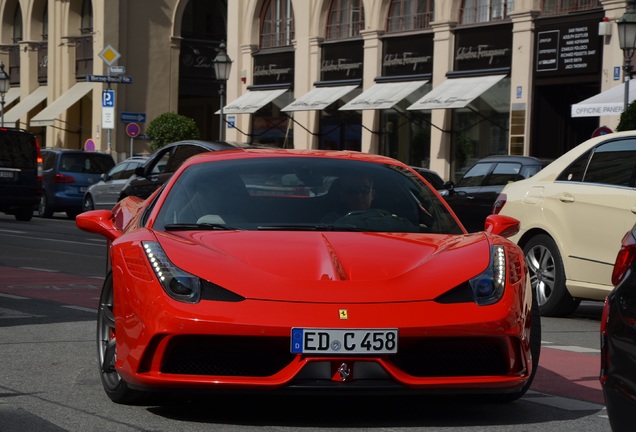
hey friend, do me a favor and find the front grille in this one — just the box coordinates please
[161,335,295,376]
[389,337,509,377]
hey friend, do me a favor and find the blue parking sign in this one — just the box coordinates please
[102,90,115,107]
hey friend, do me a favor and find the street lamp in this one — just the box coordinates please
[213,42,232,141]
[0,63,10,128]
[617,0,636,111]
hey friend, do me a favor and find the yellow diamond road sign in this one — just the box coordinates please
[99,45,121,66]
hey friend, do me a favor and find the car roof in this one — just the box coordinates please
[472,155,551,165]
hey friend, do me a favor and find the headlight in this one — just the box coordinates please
[469,245,506,306]
[142,241,201,303]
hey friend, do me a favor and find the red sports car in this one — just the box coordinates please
[76,148,540,404]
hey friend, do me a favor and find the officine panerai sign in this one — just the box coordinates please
[321,40,364,81]
[454,25,512,71]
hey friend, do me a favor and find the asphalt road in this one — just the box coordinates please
[0,213,611,431]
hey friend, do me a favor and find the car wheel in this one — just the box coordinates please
[97,273,146,404]
[38,193,53,218]
[523,234,580,317]
[83,195,95,212]
[14,207,33,221]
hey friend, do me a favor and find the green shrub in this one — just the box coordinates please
[617,99,636,132]
[146,112,200,151]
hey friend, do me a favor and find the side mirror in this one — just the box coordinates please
[484,214,520,238]
[134,165,145,177]
[75,210,121,242]
[442,181,455,196]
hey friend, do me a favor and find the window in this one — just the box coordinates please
[326,0,365,40]
[583,140,636,187]
[456,162,495,187]
[460,0,512,24]
[386,0,434,33]
[485,162,522,186]
[261,0,294,48]
[12,6,23,42]
[81,0,93,34]
[557,150,591,182]
[541,0,601,16]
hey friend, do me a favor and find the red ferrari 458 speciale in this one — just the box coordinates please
[76,148,539,404]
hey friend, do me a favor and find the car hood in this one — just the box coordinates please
[153,231,491,303]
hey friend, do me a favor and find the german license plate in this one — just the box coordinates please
[291,328,398,354]
[0,170,15,180]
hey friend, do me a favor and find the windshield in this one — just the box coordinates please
[154,157,463,234]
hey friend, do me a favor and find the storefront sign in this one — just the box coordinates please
[253,51,294,85]
[179,40,217,80]
[454,25,512,71]
[534,13,602,77]
[382,35,433,76]
[321,40,364,81]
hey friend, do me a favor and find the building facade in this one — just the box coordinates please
[0,0,630,181]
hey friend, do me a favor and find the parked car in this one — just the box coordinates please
[493,131,636,317]
[82,156,148,212]
[76,148,539,405]
[409,166,445,190]
[441,155,550,232]
[0,128,42,221]
[118,140,239,201]
[39,149,115,219]
[601,222,636,432]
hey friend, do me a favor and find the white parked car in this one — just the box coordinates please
[82,156,148,211]
[492,131,636,317]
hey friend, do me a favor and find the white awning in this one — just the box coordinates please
[571,83,636,117]
[281,85,358,112]
[219,89,288,114]
[339,81,429,111]
[407,75,507,110]
[3,86,48,128]
[2,87,21,107]
[30,82,94,127]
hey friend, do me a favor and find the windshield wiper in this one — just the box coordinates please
[257,224,364,232]
[163,223,237,231]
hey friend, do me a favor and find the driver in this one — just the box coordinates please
[321,173,376,223]
[339,174,376,212]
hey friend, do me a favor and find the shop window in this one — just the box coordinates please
[386,0,434,33]
[250,92,295,148]
[326,0,365,40]
[450,78,511,180]
[39,4,48,83]
[460,0,512,24]
[260,0,295,48]
[540,0,601,16]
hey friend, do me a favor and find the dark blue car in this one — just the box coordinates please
[39,148,115,219]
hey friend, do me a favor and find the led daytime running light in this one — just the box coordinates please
[142,241,201,303]
[469,245,506,306]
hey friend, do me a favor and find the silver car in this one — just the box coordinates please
[82,156,148,211]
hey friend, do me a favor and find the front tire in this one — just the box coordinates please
[523,234,580,317]
[97,273,146,404]
[38,193,53,218]
[83,195,95,212]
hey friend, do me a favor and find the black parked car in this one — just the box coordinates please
[601,223,636,432]
[409,166,445,190]
[441,155,550,232]
[118,140,240,201]
[40,149,115,219]
[0,128,42,221]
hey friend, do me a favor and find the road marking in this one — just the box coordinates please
[0,228,25,234]
[0,231,105,246]
[20,267,59,272]
[0,307,43,319]
[542,340,600,354]
[0,293,28,300]
[524,390,605,411]
[62,305,97,313]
